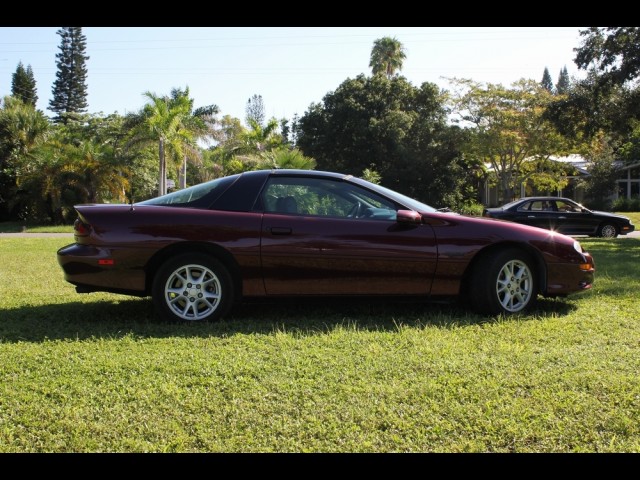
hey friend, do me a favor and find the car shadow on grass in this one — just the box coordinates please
[0,294,579,343]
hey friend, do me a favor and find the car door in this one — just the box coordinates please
[258,176,438,296]
[552,200,599,236]
[514,200,559,230]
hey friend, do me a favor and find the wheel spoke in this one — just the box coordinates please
[163,263,222,321]
[496,259,532,312]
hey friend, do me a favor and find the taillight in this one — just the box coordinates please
[73,218,91,236]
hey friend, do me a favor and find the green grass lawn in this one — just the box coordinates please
[1,235,639,452]
[0,221,74,233]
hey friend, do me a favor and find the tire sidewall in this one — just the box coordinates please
[470,248,537,315]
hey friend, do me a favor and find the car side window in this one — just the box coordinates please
[261,176,397,220]
[517,202,534,212]
[527,200,556,212]
[557,201,577,212]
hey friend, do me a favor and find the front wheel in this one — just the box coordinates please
[468,248,537,315]
[597,223,618,238]
[152,253,234,322]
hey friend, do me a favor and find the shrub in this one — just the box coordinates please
[612,196,640,212]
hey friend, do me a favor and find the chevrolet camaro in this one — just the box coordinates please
[57,169,596,322]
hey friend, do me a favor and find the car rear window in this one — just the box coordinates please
[136,174,239,208]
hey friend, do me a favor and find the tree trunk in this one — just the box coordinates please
[158,138,166,196]
[179,155,187,189]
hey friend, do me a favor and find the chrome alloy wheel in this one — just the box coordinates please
[163,263,222,321]
[495,259,533,313]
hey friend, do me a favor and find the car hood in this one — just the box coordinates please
[590,210,631,220]
[422,210,579,243]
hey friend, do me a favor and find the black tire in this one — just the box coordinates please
[468,248,537,315]
[597,223,618,238]
[152,253,234,322]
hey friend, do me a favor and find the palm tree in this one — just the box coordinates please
[369,37,406,79]
[170,88,219,189]
[243,117,282,153]
[125,88,220,195]
[127,91,184,196]
[258,148,316,170]
[0,96,50,220]
[0,96,50,163]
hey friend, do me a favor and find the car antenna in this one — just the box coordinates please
[129,186,135,211]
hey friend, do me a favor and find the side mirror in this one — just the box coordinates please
[396,209,422,224]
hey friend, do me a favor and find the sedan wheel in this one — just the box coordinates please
[598,223,618,238]
[468,248,537,315]
[152,253,233,322]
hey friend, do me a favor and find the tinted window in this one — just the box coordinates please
[260,175,399,220]
[137,175,239,208]
[212,170,270,211]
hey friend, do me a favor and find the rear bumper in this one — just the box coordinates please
[57,243,148,294]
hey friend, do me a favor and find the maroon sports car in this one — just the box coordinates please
[57,169,595,322]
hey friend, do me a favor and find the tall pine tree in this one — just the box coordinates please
[49,27,89,123]
[11,62,38,107]
[556,66,570,95]
[245,94,265,128]
[541,67,554,93]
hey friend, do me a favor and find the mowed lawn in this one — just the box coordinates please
[0,234,639,453]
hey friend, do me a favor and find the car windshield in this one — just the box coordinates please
[361,181,439,213]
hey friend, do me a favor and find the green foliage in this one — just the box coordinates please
[453,201,485,216]
[0,97,51,221]
[258,147,316,170]
[11,62,38,107]
[49,27,89,123]
[578,134,620,210]
[556,66,570,95]
[541,67,554,93]
[187,148,224,186]
[448,78,573,203]
[575,27,640,88]
[557,28,640,146]
[369,36,406,78]
[205,114,300,176]
[617,119,640,162]
[545,70,639,144]
[519,157,573,195]
[124,87,219,196]
[612,196,640,212]
[360,166,381,184]
[296,74,472,207]
[245,94,265,128]
[225,158,251,175]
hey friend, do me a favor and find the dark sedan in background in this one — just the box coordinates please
[57,170,595,322]
[483,196,635,238]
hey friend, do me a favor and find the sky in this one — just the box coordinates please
[0,27,588,125]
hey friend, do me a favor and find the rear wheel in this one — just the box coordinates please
[468,248,537,315]
[152,253,233,322]
[597,223,618,238]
